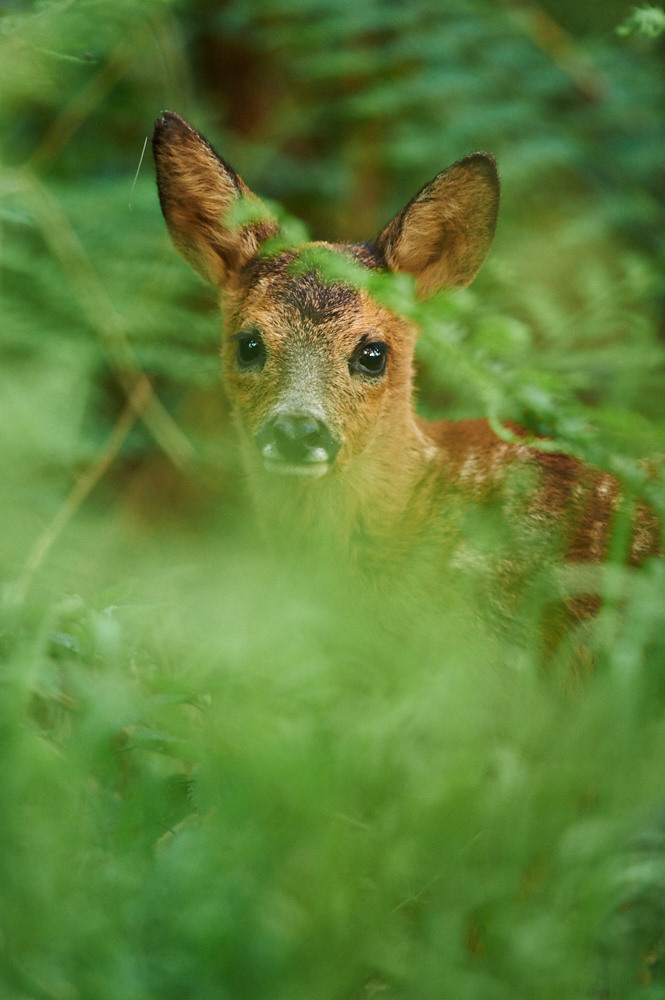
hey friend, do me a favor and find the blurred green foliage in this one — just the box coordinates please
[1,0,665,997]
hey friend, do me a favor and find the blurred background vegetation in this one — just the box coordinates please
[1,1,665,997]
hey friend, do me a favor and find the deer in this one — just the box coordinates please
[152,111,660,659]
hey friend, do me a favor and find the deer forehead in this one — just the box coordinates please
[230,261,411,358]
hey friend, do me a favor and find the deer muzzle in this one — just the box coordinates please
[255,411,341,476]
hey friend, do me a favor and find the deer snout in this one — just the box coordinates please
[256,411,341,476]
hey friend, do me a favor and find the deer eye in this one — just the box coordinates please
[234,330,266,370]
[351,340,389,377]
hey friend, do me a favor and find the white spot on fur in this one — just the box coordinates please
[597,475,615,501]
[458,450,483,486]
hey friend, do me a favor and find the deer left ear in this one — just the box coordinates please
[375,153,499,297]
[152,111,279,287]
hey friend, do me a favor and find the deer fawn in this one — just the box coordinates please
[153,111,660,650]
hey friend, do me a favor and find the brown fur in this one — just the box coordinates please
[153,111,660,648]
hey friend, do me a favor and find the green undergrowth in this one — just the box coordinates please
[2,532,665,999]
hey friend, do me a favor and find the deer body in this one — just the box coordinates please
[152,112,659,637]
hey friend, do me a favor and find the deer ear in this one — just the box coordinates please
[375,153,499,297]
[152,111,279,286]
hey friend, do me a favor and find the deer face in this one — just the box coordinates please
[152,110,499,483]
[221,254,417,477]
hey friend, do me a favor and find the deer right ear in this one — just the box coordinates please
[375,153,500,297]
[152,111,278,286]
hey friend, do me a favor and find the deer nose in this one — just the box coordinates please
[256,411,341,472]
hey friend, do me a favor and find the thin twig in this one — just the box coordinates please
[15,171,195,470]
[129,136,148,211]
[12,378,151,605]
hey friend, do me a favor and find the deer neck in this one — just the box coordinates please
[243,408,438,561]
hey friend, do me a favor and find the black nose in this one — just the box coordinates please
[256,411,340,467]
